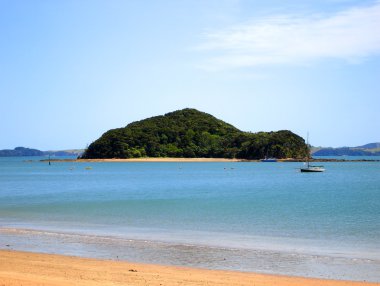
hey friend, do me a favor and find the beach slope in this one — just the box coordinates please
[0,250,377,286]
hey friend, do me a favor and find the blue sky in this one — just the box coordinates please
[1,0,379,150]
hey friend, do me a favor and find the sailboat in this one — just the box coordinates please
[300,133,325,172]
[301,161,325,172]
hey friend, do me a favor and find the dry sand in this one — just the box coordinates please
[76,157,244,162]
[0,250,377,286]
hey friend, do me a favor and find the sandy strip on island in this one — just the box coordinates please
[75,157,246,162]
[0,250,377,286]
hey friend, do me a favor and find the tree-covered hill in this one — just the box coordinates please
[81,108,308,159]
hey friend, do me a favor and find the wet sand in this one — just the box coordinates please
[0,250,377,286]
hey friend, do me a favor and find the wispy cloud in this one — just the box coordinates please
[196,1,380,70]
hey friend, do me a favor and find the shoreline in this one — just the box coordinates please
[0,250,377,286]
[39,157,380,163]
[76,157,245,162]
[2,226,379,282]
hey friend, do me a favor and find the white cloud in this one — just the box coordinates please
[196,1,380,70]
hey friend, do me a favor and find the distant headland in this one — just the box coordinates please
[312,143,380,156]
[0,147,83,157]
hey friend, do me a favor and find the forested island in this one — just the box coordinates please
[81,108,308,160]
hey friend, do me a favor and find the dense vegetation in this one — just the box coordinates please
[81,108,309,159]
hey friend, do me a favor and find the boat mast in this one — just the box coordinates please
[306,132,310,168]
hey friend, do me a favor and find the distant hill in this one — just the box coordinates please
[0,147,83,157]
[356,143,380,149]
[81,108,308,160]
[0,147,44,157]
[312,143,380,156]
[44,149,84,157]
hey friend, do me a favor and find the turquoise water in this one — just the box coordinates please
[0,157,379,281]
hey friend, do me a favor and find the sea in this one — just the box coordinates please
[0,156,379,282]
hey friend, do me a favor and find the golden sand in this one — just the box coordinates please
[76,157,244,162]
[0,250,377,286]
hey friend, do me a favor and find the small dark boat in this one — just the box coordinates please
[261,157,277,162]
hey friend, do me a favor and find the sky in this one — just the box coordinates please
[1,0,379,150]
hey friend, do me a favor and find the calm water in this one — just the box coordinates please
[0,157,379,281]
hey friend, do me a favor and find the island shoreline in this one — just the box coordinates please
[39,157,380,163]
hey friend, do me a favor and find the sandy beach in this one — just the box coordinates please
[43,157,378,163]
[76,157,245,162]
[0,250,377,286]
[41,157,248,163]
